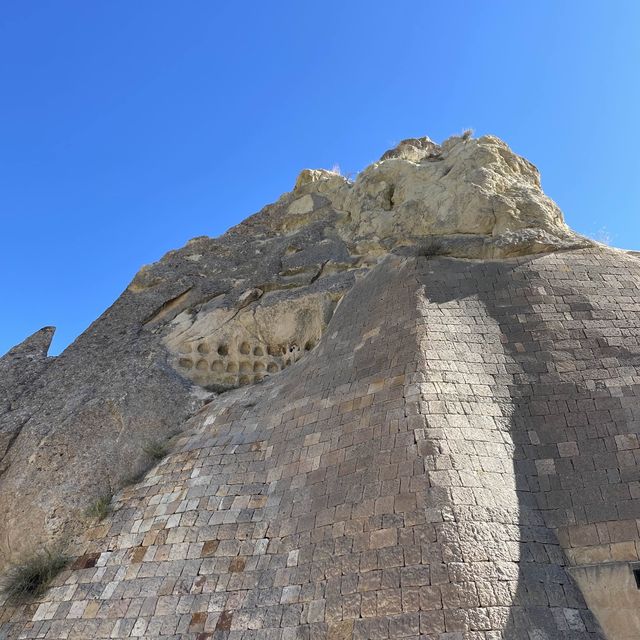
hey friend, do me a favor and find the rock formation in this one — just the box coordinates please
[0,133,638,639]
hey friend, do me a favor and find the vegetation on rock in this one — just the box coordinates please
[85,494,112,521]
[1,549,69,602]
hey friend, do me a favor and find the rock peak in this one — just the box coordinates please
[288,132,590,259]
[379,135,441,162]
[1,326,55,361]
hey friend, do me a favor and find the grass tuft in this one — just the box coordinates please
[85,494,112,521]
[120,438,173,489]
[1,549,69,602]
[120,465,149,488]
[143,440,169,461]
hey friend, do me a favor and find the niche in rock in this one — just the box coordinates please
[165,290,340,391]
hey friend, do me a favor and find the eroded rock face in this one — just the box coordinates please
[165,288,341,390]
[283,134,588,258]
[0,132,593,580]
[0,327,55,469]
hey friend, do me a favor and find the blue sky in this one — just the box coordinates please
[1,1,639,356]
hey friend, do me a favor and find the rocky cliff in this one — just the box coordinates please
[1,134,637,639]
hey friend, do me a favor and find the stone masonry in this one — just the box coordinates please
[1,135,639,638]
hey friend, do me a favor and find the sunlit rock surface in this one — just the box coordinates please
[4,134,639,639]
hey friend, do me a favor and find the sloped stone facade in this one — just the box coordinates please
[2,133,639,639]
[8,247,640,638]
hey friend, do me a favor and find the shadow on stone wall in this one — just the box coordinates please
[417,252,608,638]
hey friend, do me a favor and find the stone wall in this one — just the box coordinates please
[8,248,640,638]
[0,132,593,574]
[2,132,639,638]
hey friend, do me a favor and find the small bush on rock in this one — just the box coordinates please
[121,468,147,488]
[85,494,112,521]
[143,440,169,461]
[1,549,69,602]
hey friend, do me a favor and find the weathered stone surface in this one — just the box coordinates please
[164,287,342,390]
[0,326,55,466]
[1,132,635,639]
[287,133,591,260]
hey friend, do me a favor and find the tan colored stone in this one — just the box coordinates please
[327,620,354,640]
[369,528,397,549]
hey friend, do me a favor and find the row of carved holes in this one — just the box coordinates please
[179,342,316,371]
[179,357,297,373]
[193,341,315,357]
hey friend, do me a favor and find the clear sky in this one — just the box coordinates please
[1,1,639,356]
